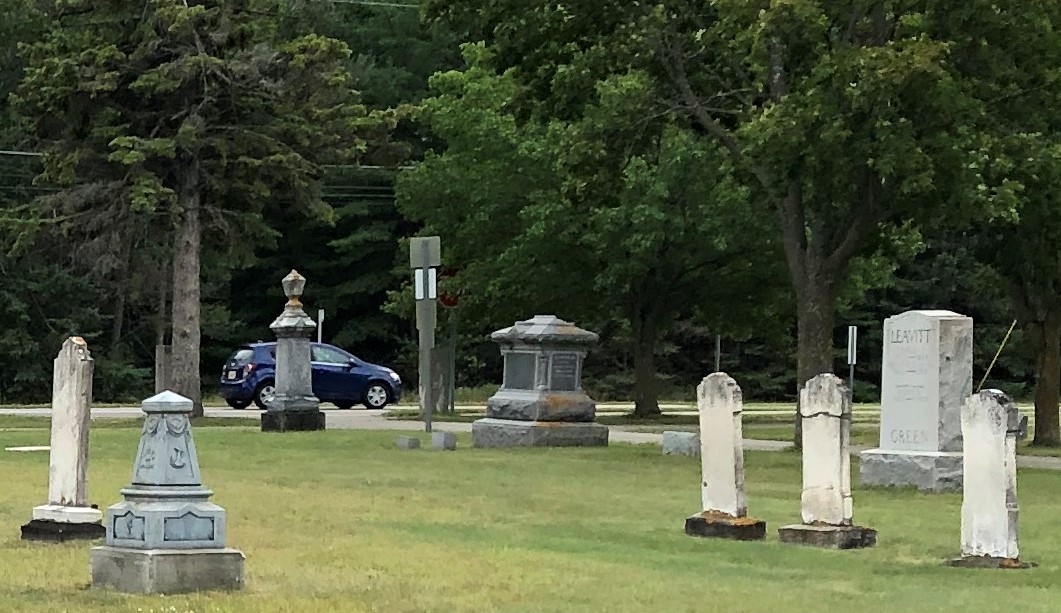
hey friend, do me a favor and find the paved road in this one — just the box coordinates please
[0,406,792,450]
[3,406,1057,468]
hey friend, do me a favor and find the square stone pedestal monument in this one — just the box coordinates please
[91,391,244,594]
[261,270,325,432]
[473,315,608,447]
[860,310,972,492]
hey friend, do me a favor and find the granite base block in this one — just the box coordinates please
[685,512,765,541]
[945,555,1037,569]
[21,519,105,542]
[486,389,596,422]
[778,524,877,549]
[91,546,245,594]
[396,436,421,450]
[662,431,700,457]
[431,431,457,450]
[261,410,325,432]
[472,418,608,448]
[859,449,963,492]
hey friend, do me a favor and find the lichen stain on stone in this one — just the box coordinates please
[545,395,577,409]
[697,510,759,526]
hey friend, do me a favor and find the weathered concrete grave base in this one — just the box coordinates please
[21,519,105,542]
[91,546,245,594]
[945,555,1036,569]
[685,511,765,541]
[472,418,608,448]
[261,410,325,432]
[860,449,962,491]
[778,524,877,549]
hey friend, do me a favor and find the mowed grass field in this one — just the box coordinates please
[1,425,1060,612]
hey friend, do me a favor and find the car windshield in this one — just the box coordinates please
[229,348,254,366]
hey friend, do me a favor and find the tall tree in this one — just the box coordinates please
[426,0,1043,439]
[14,0,373,413]
[398,45,786,416]
[952,1,1061,446]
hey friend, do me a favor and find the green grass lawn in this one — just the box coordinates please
[1,426,1059,612]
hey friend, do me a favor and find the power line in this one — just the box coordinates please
[324,0,419,7]
[0,150,42,157]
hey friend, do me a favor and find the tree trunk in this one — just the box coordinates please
[1031,309,1061,446]
[170,158,203,417]
[109,231,135,357]
[155,255,169,347]
[631,307,661,418]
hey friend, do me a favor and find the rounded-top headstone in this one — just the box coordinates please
[490,315,599,346]
[141,390,194,414]
[800,374,848,418]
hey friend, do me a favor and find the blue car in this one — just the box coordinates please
[219,342,402,410]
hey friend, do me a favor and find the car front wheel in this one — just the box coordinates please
[253,380,276,410]
[363,382,390,409]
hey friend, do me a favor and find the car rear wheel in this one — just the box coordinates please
[363,382,390,409]
[226,399,251,410]
[334,402,354,410]
[253,380,276,410]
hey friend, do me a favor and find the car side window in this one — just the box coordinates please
[312,345,350,364]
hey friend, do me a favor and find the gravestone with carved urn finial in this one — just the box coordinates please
[261,269,326,432]
[90,391,245,594]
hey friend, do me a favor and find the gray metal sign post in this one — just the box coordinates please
[847,325,857,401]
[317,309,324,344]
[410,236,441,432]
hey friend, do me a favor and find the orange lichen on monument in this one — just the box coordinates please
[698,510,760,526]
[545,395,578,409]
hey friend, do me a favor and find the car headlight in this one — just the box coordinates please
[387,371,400,382]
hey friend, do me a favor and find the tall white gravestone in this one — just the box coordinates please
[947,390,1033,568]
[21,337,105,541]
[684,373,765,540]
[779,374,876,549]
[861,310,972,491]
[91,391,245,593]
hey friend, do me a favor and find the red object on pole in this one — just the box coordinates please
[439,267,460,308]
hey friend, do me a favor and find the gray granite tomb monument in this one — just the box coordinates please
[472,315,608,447]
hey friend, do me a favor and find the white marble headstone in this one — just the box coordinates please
[799,374,851,526]
[960,390,1020,559]
[880,310,972,452]
[697,373,745,517]
[33,337,102,524]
